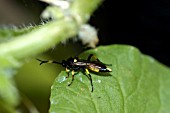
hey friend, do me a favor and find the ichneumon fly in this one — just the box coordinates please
[36,54,112,92]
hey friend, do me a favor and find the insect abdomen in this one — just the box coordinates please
[87,64,112,72]
[99,67,112,72]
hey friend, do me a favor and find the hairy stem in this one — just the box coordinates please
[0,0,102,61]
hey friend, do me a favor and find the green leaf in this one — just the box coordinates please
[49,45,170,113]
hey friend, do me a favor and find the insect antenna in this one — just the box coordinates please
[36,59,62,65]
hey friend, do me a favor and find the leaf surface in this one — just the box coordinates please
[50,45,170,113]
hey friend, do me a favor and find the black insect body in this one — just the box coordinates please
[37,54,112,92]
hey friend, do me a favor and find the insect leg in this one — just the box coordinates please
[87,54,100,62]
[85,68,93,92]
[87,54,112,66]
[74,56,79,60]
[68,70,75,86]
[66,68,70,78]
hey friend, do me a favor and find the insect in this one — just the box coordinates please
[36,54,112,92]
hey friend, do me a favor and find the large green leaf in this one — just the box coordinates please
[49,45,170,113]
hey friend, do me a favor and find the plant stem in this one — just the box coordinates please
[0,0,102,61]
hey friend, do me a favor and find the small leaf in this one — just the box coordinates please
[49,45,170,113]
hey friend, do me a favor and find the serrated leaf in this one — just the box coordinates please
[49,45,170,113]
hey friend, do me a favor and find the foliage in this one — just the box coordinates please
[50,45,170,113]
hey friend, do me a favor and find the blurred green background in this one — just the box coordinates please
[0,0,84,112]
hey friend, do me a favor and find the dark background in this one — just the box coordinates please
[90,0,170,67]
